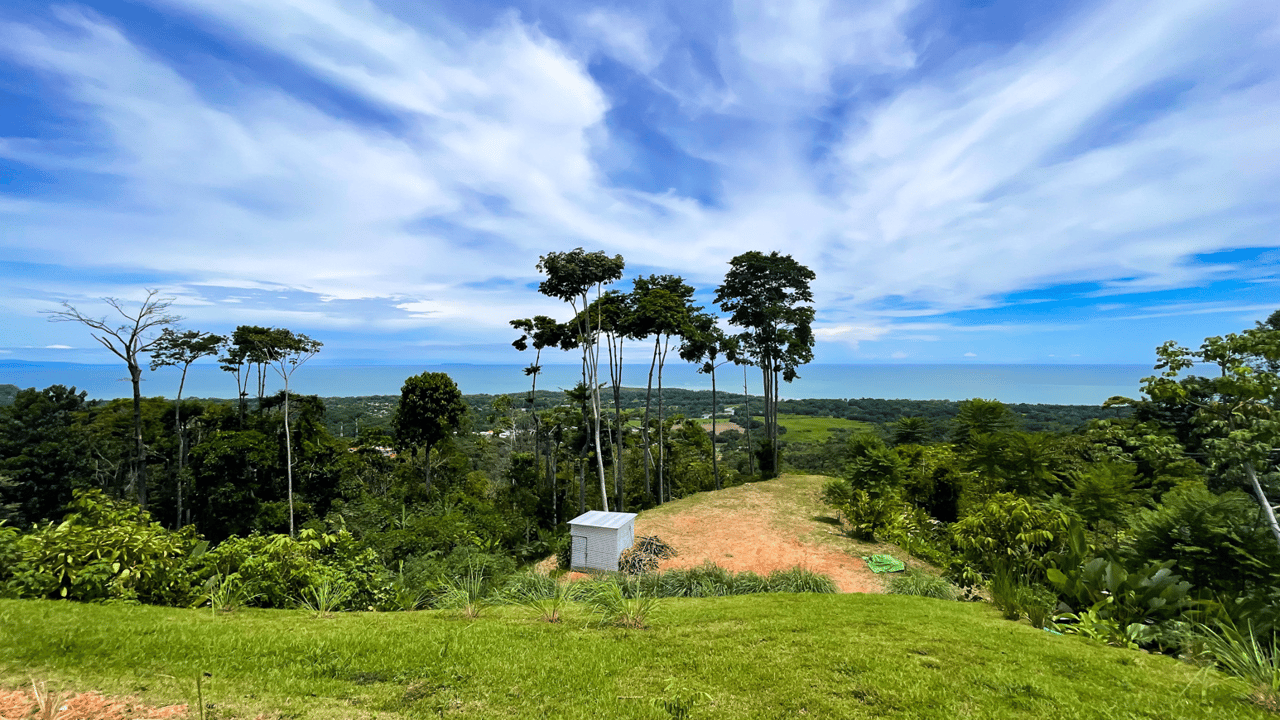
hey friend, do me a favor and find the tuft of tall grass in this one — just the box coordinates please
[581,581,660,629]
[29,678,64,720]
[501,571,571,623]
[766,567,838,594]
[1196,621,1280,712]
[987,565,1055,627]
[440,561,489,619]
[887,569,959,601]
[615,563,835,597]
[297,576,353,616]
[196,573,261,613]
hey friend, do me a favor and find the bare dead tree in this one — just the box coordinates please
[45,290,181,509]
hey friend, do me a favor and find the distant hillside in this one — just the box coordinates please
[321,387,1131,438]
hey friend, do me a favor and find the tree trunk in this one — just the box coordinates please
[129,361,148,509]
[550,437,558,526]
[1245,461,1280,550]
[608,333,625,512]
[772,369,781,475]
[588,290,609,512]
[284,380,294,537]
[175,364,190,528]
[578,458,585,515]
[657,336,669,503]
[743,364,754,476]
[711,366,720,491]
[643,338,659,500]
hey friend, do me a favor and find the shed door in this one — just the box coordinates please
[571,534,588,570]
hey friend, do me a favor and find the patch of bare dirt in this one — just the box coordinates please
[633,476,885,593]
[0,684,187,720]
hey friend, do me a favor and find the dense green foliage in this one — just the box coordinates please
[4,303,1279,711]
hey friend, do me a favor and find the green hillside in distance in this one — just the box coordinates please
[323,388,1131,437]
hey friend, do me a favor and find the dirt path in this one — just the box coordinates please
[0,686,187,720]
[632,474,887,593]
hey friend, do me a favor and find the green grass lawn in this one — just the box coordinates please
[769,413,876,443]
[1,595,1263,720]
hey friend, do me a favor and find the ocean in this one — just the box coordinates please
[0,361,1161,406]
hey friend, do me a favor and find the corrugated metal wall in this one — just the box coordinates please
[569,519,635,572]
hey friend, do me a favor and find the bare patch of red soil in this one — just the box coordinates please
[0,686,187,720]
[634,485,883,593]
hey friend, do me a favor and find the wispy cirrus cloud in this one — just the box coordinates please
[0,0,1275,365]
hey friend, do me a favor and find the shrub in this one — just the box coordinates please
[886,570,959,601]
[988,564,1057,626]
[951,493,1068,579]
[1124,482,1280,597]
[828,488,904,541]
[192,528,383,610]
[1054,605,1157,649]
[9,490,203,604]
[1045,557,1192,627]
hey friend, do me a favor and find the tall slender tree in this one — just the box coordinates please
[715,251,815,476]
[219,325,276,425]
[631,275,697,503]
[578,290,636,511]
[680,312,736,491]
[150,328,226,526]
[254,328,322,537]
[510,315,565,471]
[45,290,181,508]
[535,248,625,511]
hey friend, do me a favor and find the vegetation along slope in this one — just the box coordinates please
[1,254,1278,716]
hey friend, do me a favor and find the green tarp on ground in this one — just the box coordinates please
[862,554,905,573]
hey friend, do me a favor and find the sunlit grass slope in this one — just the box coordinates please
[0,596,1263,720]
[774,413,876,443]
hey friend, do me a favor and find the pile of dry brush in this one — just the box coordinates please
[618,535,678,575]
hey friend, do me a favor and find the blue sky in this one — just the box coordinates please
[1,0,1277,368]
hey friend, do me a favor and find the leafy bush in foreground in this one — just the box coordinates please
[2,490,202,604]
[190,528,384,610]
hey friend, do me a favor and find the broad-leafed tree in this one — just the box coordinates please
[254,328,322,537]
[715,252,815,477]
[392,371,468,498]
[1121,320,1280,550]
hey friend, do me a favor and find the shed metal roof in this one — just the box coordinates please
[568,510,637,529]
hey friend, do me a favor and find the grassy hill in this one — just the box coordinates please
[0,476,1266,718]
[0,594,1263,720]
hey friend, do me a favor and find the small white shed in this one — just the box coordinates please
[568,510,637,572]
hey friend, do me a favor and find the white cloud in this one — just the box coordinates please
[963,352,977,357]
[1,0,1277,363]
[44,344,73,349]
